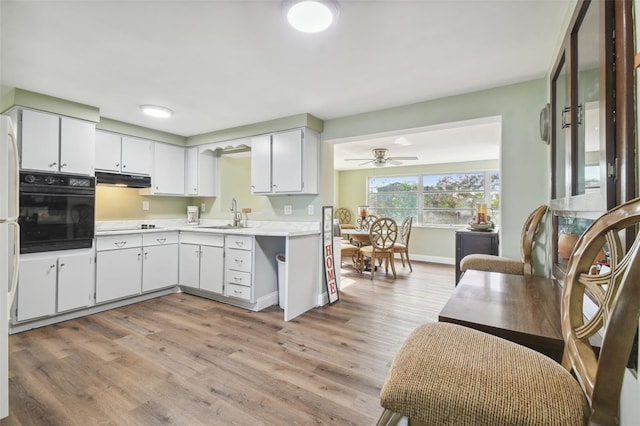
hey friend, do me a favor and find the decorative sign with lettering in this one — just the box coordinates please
[322,205,339,304]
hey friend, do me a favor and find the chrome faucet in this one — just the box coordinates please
[231,197,242,227]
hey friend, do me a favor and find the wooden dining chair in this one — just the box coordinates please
[377,197,640,425]
[351,214,378,247]
[392,216,413,272]
[360,217,398,280]
[460,204,548,276]
[334,207,353,226]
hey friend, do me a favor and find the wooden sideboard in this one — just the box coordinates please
[439,269,565,362]
[454,228,499,284]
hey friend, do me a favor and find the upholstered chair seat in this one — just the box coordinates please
[380,323,588,425]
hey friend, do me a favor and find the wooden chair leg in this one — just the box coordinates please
[390,254,397,278]
[400,252,406,267]
[405,252,412,272]
[376,409,404,426]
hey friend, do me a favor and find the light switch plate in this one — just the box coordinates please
[307,205,314,215]
[142,201,149,211]
[284,205,292,215]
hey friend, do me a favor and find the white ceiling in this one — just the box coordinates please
[0,0,570,165]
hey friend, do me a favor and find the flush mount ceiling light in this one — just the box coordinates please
[140,104,173,119]
[283,0,340,33]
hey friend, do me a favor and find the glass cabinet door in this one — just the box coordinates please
[575,1,602,198]
[552,55,568,200]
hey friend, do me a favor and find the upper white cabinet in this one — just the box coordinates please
[185,146,218,197]
[20,109,95,175]
[250,128,319,195]
[148,142,185,195]
[95,130,152,175]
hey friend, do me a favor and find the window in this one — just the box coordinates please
[367,171,500,226]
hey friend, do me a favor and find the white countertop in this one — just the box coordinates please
[95,219,321,238]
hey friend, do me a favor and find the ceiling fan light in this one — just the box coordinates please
[140,104,173,119]
[374,161,385,167]
[283,0,339,33]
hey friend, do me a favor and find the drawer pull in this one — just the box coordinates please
[156,238,166,243]
[114,241,127,248]
[235,241,244,247]
[234,259,243,266]
[234,290,242,295]
[234,276,243,282]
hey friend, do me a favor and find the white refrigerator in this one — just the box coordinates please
[0,116,19,419]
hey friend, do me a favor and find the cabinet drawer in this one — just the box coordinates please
[180,232,224,247]
[225,248,252,273]
[226,283,251,301]
[143,232,179,246]
[226,235,253,251]
[97,234,143,251]
[226,269,251,287]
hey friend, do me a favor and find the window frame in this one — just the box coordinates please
[366,170,500,227]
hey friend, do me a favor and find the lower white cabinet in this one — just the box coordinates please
[96,234,143,303]
[16,249,94,322]
[96,232,179,303]
[142,233,179,292]
[225,235,254,301]
[179,233,224,294]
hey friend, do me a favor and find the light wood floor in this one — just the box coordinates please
[1,261,454,426]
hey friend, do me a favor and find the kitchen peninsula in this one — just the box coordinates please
[11,219,321,334]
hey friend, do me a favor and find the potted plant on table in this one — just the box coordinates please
[558,216,606,262]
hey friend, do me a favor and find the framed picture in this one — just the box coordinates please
[322,205,339,304]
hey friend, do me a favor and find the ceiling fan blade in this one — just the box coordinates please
[359,160,375,166]
[387,159,402,165]
[388,156,418,161]
[345,158,375,161]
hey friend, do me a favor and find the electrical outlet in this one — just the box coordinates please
[142,201,149,211]
[201,202,206,212]
[284,205,293,215]
[308,205,314,215]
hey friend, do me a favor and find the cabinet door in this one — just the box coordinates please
[60,117,95,175]
[96,248,142,303]
[16,256,57,321]
[143,244,179,292]
[250,134,272,193]
[179,244,201,289]
[197,148,218,197]
[200,245,224,294]
[20,109,59,172]
[95,131,122,172]
[272,129,303,193]
[57,251,94,312]
[153,143,185,195]
[121,136,152,175]
[185,146,198,195]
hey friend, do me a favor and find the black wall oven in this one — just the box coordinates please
[19,171,95,253]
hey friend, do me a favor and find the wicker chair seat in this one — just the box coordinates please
[380,322,588,425]
[459,253,524,275]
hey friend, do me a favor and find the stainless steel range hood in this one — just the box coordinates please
[95,171,151,188]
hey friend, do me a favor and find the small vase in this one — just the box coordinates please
[558,233,580,260]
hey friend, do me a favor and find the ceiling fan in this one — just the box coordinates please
[345,148,418,167]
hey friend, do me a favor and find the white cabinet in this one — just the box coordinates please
[96,234,143,303]
[20,109,95,175]
[179,233,224,294]
[95,130,152,175]
[250,128,319,195]
[185,146,218,197]
[224,235,254,301]
[142,232,179,292]
[16,250,94,322]
[148,143,185,195]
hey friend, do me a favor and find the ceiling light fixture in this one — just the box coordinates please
[140,104,173,119]
[283,0,340,33]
